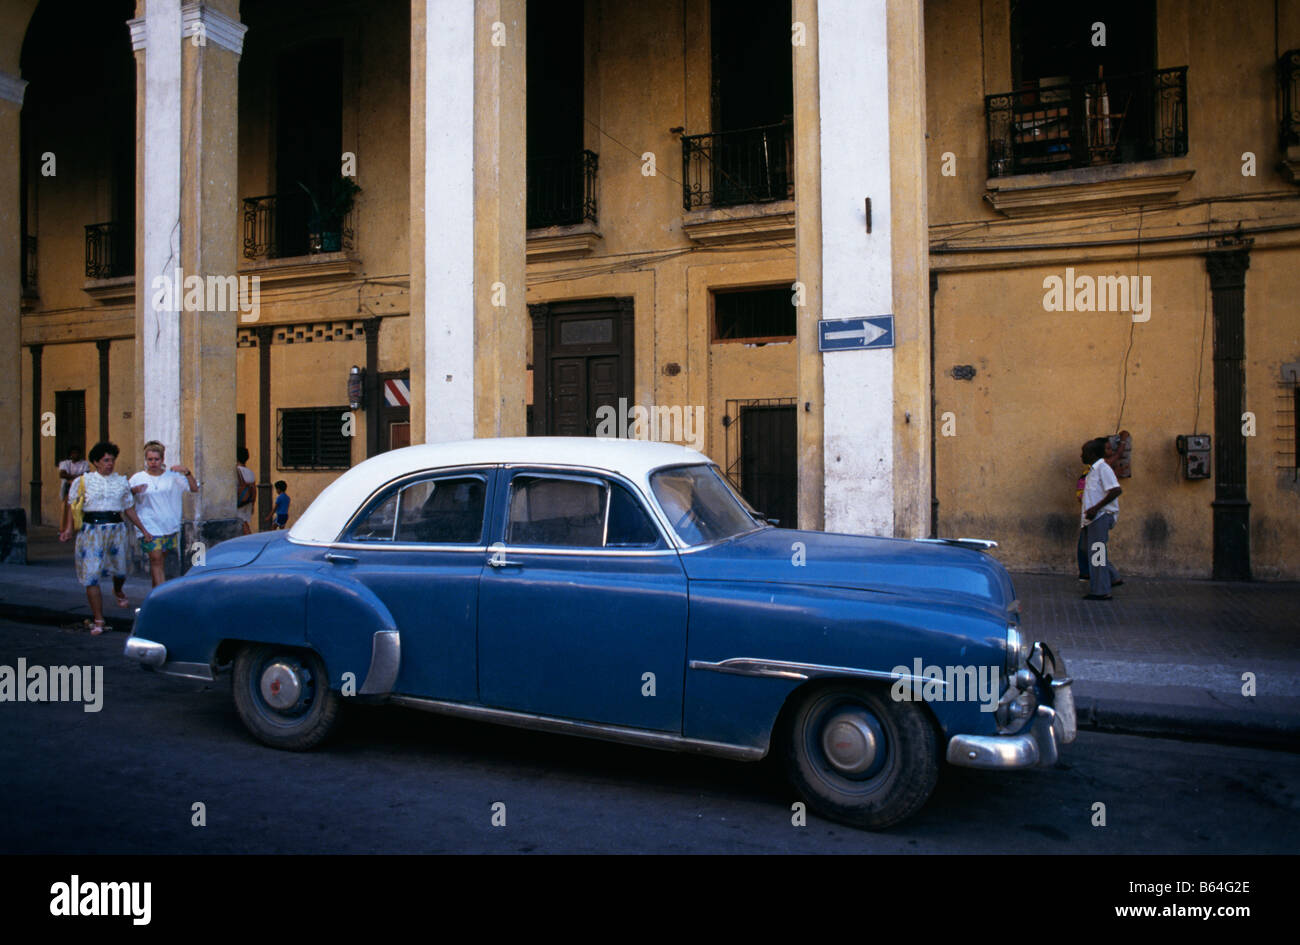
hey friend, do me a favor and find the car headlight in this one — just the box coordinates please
[1005,623,1028,676]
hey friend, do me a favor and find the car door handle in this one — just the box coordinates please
[486,554,521,568]
[324,553,358,565]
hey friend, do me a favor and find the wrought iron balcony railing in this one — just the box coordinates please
[242,191,356,261]
[682,119,793,211]
[1281,49,1300,147]
[22,234,37,295]
[985,67,1188,178]
[527,150,598,229]
[84,221,134,280]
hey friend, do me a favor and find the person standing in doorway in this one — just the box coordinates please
[1081,437,1123,600]
[129,440,199,587]
[236,447,256,535]
[57,446,90,504]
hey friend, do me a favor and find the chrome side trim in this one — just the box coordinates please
[157,661,216,682]
[327,542,488,554]
[359,630,401,695]
[484,545,679,558]
[389,695,767,761]
[916,537,999,551]
[688,657,947,689]
[124,636,166,667]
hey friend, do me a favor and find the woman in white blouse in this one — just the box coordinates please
[58,441,153,635]
[129,440,199,587]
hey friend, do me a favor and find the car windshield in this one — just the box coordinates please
[650,464,766,546]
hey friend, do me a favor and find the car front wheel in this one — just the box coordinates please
[782,683,939,829]
[232,644,341,751]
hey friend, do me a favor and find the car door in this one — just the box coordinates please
[327,467,494,702]
[476,468,688,731]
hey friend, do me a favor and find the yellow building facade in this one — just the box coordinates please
[2,0,1295,580]
[926,0,1300,579]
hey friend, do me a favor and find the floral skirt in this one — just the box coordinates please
[75,522,129,587]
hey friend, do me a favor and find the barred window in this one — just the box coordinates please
[713,286,796,342]
[278,407,352,470]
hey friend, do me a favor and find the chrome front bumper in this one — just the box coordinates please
[124,635,166,667]
[946,677,1077,769]
[123,635,215,682]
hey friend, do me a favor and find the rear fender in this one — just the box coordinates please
[305,576,400,695]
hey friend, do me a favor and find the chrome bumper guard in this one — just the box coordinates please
[124,635,166,668]
[946,670,1077,770]
[123,636,215,682]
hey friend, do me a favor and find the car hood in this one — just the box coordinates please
[680,527,1016,614]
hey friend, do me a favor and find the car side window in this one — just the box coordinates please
[348,475,486,544]
[605,483,661,548]
[507,476,606,547]
[505,475,663,549]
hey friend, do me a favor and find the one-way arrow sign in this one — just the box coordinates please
[818,315,894,352]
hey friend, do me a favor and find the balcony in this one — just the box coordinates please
[1281,49,1300,182]
[83,221,134,302]
[21,234,37,301]
[525,150,602,262]
[241,188,360,286]
[985,68,1187,178]
[682,120,793,211]
[527,150,597,229]
[242,190,356,261]
[84,222,133,279]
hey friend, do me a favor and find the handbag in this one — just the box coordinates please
[237,469,254,507]
[70,476,86,530]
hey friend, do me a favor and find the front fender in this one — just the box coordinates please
[683,581,1008,749]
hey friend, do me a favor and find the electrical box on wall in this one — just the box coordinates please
[1176,434,1211,479]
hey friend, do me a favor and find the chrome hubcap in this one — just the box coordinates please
[260,661,303,711]
[821,710,880,775]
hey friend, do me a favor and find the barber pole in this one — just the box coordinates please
[383,378,410,408]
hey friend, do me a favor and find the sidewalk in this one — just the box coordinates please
[1012,572,1300,749]
[3,526,1298,749]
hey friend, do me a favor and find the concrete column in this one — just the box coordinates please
[792,0,825,531]
[131,0,183,455]
[886,0,931,538]
[410,0,526,443]
[0,70,28,561]
[130,0,246,555]
[816,0,895,535]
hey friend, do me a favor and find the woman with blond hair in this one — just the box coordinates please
[129,440,199,587]
[59,441,153,635]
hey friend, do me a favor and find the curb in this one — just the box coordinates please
[1074,694,1300,752]
[0,603,135,635]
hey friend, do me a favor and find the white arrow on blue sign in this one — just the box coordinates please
[818,315,894,352]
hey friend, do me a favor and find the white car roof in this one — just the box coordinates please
[289,436,711,544]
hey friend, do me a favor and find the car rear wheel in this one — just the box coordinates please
[232,644,340,751]
[782,683,938,829]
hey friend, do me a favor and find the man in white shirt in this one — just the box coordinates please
[1080,437,1123,599]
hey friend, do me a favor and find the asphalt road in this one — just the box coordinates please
[1,617,1296,854]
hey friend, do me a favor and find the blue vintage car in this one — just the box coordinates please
[125,437,1075,829]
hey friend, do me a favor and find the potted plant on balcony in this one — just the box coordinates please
[299,176,361,253]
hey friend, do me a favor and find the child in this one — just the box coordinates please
[265,480,290,530]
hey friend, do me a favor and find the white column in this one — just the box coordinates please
[0,71,27,516]
[422,0,476,442]
[818,0,894,535]
[130,0,182,455]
